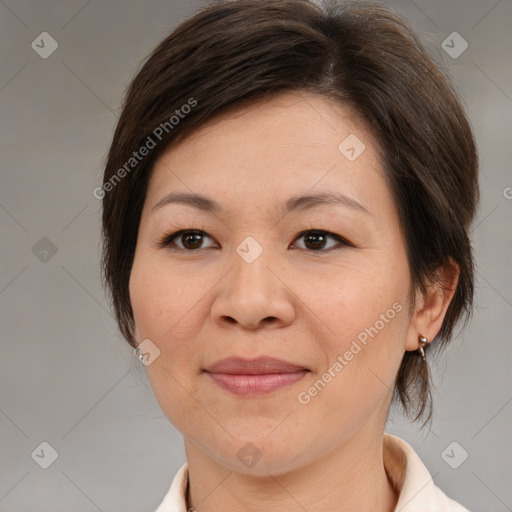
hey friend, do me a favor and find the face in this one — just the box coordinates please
[129,91,415,475]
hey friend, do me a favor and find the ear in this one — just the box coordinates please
[404,258,460,352]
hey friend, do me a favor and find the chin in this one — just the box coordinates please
[199,429,311,477]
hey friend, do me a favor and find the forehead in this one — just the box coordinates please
[145,91,387,215]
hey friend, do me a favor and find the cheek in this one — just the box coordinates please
[293,256,408,350]
[295,300,408,449]
[129,253,204,342]
[129,252,214,427]
[292,254,410,409]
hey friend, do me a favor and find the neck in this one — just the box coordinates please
[184,427,398,512]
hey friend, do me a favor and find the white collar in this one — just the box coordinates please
[154,433,470,512]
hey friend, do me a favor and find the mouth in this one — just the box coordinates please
[203,356,310,397]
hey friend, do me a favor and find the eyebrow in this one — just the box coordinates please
[151,191,370,216]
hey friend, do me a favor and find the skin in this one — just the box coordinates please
[129,91,459,512]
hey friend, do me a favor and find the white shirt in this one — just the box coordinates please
[154,433,470,512]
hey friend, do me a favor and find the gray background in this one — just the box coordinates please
[1,0,511,510]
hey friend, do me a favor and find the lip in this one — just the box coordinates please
[204,357,309,396]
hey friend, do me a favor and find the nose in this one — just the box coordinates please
[210,244,296,330]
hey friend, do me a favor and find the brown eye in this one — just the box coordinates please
[160,230,217,250]
[293,230,351,251]
[303,232,328,250]
[180,232,204,249]
[159,229,351,252]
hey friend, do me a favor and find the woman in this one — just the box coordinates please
[100,0,479,510]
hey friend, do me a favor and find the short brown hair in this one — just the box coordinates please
[101,0,479,427]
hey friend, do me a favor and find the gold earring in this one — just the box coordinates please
[418,335,429,361]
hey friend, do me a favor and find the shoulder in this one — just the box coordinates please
[431,485,471,512]
[383,433,471,512]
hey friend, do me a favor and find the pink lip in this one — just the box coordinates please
[204,357,309,396]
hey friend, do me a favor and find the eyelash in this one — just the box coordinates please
[157,228,354,252]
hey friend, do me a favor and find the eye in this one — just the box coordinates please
[159,230,218,250]
[158,228,353,252]
[292,230,352,251]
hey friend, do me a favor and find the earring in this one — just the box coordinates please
[418,335,429,361]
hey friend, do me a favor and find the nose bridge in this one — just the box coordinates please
[235,234,267,267]
[231,234,275,301]
[211,234,295,328]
